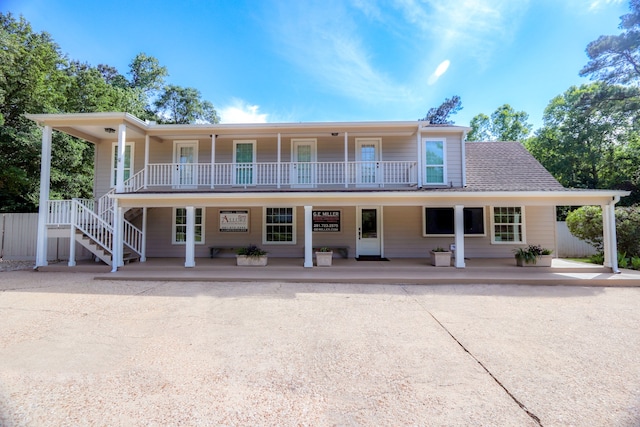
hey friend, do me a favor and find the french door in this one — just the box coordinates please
[234,140,256,186]
[357,206,382,256]
[291,139,316,187]
[356,138,381,186]
[173,141,198,188]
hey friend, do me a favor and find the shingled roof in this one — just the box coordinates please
[465,142,565,191]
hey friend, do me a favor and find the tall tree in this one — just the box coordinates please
[580,0,640,85]
[524,82,640,203]
[154,85,220,124]
[0,13,67,212]
[420,95,462,124]
[128,52,168,94]
[467,104,532,141]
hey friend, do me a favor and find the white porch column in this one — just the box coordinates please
[140,207,148,262]
[277,133,281,189]
[454,205,465,268]
[603,201,620,273]
[111,199,122,272]
[344,132,348,188]
[210,134,216,189]
[304,205,313,268]
[416,125,423,187]
[143,134,149,189]
[35,125,52,267]
[68,199,77,267]
[185,206,196,268]
[115,124,126,193]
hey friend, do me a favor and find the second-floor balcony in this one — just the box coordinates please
[125,161,419,192]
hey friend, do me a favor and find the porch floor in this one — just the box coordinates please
[38,257,640,287]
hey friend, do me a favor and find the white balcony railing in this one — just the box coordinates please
[144,161,418,189]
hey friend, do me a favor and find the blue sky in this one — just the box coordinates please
[3,0,630,130]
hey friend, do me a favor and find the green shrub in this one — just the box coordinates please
[631,256,640,270]
[618,252,630,269]
[566,205,640,257]
[589,252,604,265]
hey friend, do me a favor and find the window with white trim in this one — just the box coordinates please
[424,139,446,184]
[263,207,296,244]
[491,206,524,243]
[173,207,205,244]
[423,207,485,236]
[111,142,134,187]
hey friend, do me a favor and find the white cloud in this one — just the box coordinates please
[587,0,623,11]
[428,60,451,85]
[219,100,268,124]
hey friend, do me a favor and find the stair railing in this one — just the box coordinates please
[72,199,113,257]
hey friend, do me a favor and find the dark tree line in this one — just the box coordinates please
[0,12,220,212]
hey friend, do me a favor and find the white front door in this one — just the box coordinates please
[291,139,316,187]
[173,141,198,187]
[356,138,381,186]
[357,206,382,256]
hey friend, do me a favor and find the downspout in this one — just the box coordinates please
[461,130,468,187]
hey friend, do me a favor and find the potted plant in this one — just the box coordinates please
[430,247,451,267]
[315,247,333,267]
[236,244,268,266]
[514,244,553,267]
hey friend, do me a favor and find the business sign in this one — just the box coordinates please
[312,210,341,232]
[219,210,249,232]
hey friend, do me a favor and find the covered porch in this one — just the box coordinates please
[37,256,640,287]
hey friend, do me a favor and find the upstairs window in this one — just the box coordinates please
[424,139,446,184]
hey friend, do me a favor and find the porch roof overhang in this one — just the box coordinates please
[111,189,630,209]
[25,112,470,143]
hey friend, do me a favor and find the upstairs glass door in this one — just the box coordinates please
[173,141,198,188]
[234,141,256,186]
[356,138,381,186]
[292,139,316,187]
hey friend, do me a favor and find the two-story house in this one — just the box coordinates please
[26,112,628,272]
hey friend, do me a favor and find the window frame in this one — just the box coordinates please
[422,206,486,237]
[490,206,525,244]
[263,206,297,245]
[110,142,135,188]
[172,207,205,245]
[423,138,447,185]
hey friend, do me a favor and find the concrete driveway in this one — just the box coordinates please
[0,271,639,426]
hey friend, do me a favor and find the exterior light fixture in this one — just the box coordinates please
[104,127,116,134]
[331,132,339,136]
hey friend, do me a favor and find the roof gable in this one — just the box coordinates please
[465,142,565,191]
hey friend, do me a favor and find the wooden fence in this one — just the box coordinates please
[556,221,597,258]
[1,213,91,261]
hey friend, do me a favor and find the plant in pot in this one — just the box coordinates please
[514,244,553,267]
[430,247,451,267]
[315,247,333,267]
[236,244,268,266]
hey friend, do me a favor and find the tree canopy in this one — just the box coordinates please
[0,12,220,212]
[466,104,532,141]
[580,0,640,85]
[420,95,462,124]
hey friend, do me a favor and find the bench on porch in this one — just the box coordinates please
[209,246,239,258]
[315,246,350,258]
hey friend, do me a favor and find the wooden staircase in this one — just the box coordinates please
[74,230,140,266]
